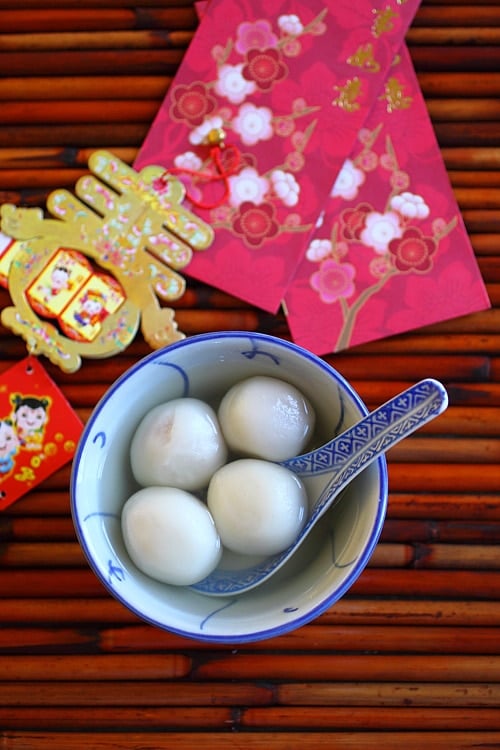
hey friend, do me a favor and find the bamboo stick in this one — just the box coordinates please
[277,680,500,708]
[410,47,500,72]
[434,123,500,148]
[0,8,197,33]
[408,28,500,45]
[0,705,233,731]
[3,730,499,750]
[5,622,500,656]
[0,598,137,624]
[0,653,192,681]
[278,682,500,708]
[0,569,106,597]
[0,679,495,709]
[240,706,500,731]
[0,77,170,100]
[0,101,160,125]
[370,542,500,570]
[0,49,185,77]
[0,679,272,706]
[194,653,500,681]
[388,436,500,463]
[388,463,499,493]
[1,491,71,517]
[419,73,500,98]
[0,517,75,541]
[0,30,193,52]
[352,569,500,598]
[0,542,86,567]
[0,123,149,148]
[441,147,500,168]
[97,623,500,654]
[0,0,196,6]
[414,6,500,25]
[320,598,500,626]
[387,493,500,521]
[381,518,500,544]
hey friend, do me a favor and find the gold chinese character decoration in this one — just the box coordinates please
[347,43,381,73]
[380,76,413,112]
[332,77,363,112]
[0,151,214,372]
[371,7,398,37]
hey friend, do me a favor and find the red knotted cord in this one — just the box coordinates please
[161,142,241,211]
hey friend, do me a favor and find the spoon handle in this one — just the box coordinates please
[291,378,448,536]
[283,378,448,478]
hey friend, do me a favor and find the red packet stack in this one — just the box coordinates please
[135,0,490,354]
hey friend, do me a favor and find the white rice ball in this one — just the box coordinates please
[130,398,227,491]
[207,458,308,556]
[218,376,315,461]
[121,486,222,585]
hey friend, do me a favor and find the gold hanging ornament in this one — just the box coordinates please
[0,151,214,372]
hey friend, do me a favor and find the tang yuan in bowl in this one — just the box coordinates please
[70,331,388,644]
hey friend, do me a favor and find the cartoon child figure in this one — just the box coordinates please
[11,395,51,452]
[0,418,20,476]
[74,289,109,328]
[38,264,72,301]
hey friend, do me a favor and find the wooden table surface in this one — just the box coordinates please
[1,1,499,748]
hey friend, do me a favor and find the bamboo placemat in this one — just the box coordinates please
[1,1,499,748]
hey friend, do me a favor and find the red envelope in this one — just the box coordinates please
[283,47,491,354]
[135,0,422,313]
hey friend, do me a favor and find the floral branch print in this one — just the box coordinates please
[306,126,458,350]
[168,10,327,248]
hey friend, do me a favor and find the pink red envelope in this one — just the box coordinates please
[135,0,422,313]
[283,47,491,354]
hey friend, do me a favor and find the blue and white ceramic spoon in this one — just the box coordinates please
[191,378,448,597]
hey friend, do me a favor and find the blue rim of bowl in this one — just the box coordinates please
[70,331,388,644]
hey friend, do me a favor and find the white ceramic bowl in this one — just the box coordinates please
[70,331,388,643]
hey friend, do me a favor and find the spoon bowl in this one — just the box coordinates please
[190,378,448,597]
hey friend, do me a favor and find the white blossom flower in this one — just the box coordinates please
[271,169,300,206]
[278,14,304,35]
[189,116,224,146]
[214,63,256,105]
[228,167,270,207]
[390,191,430,220]
[360,211,403,254]
[173,151,203,171]
[306,238,332,262]
[232,103,273,146]
[331,158,365,200]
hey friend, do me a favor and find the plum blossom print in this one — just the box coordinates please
[163,9,328,248]
[310,259,356,303]
[331,159,365,200]
[232,103,274,146]
[215,64,256,104]
[169,82,217,126]
[232,201,280,247]
[306,125,458,350]
[242,47,288,91]
[228,167,269,207]
[389,227,437,273]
